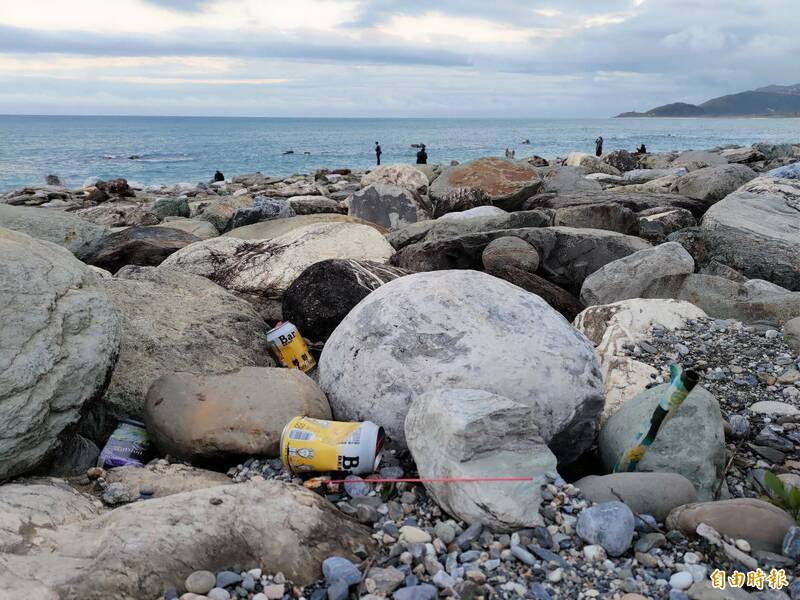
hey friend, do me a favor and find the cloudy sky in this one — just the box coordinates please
[0,0,797,117]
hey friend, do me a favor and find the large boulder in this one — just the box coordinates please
[579,242,695,306]
[0,229,120,479]
[603,149,639,173]
[0,204,108,259]
[224,214,385,241]
[229,197,296,231]
[349,184,431,230]
[391,227,651,294]
[671,150,727,171]
[0,481,376,598]
[405,388,557,531]
[104,463,231,498]
[599,384,726,500]
[196,195,255,231]
[282,259,411,342]
[161,222,394,317]
[318,270,604,463]
[574,299,707,420]
[700,177,800,290]
[767,161,800,179]
[82,226,201,273]
[75,204,160,227]
[486,265,584,321]
[537,165,602,195]
[431,187,492,218]
[95,267,271,430]
[667,498,794,553]
[387,210,550,250]
[637,207,697,242]
[523,190,705,218]
[575,472,697,522]
[430,157,543,211]
[288,195,345,215]
[145,368,331,462]
[155,218,219,239]
[361,164,429,196]
[565,152,621,176]
[0,479,102,553]
[675,164,757,205]
[640,273,800,324]
[552,203,638,235]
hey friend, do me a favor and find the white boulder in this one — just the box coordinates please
[318,270,603,463]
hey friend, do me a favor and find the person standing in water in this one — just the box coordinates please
[375,142,382,165]
[595,136,604,157]
[416,144,428,164]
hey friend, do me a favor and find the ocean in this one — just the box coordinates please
[1,115,799,191]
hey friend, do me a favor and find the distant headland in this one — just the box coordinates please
[616,83,800,118]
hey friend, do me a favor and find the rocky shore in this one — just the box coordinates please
[1,142,800,600]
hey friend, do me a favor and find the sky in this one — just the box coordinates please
[0,0,798,118]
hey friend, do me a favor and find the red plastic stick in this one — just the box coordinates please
[324,476,535,484]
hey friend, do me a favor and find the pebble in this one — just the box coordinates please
[669,571,693,590]
[344,475,370,497]
[400,525,431,544]
[215,571,241,588]
[392,584,438,600]
[576,501,635,556]
[185,571,216,595]
[261,584,285,600]
[207,588,230,600]
[322,556,361,586]
[326,580,348,600]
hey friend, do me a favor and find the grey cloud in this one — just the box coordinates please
[0,25,472,67]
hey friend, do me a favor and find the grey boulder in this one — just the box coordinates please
[599,384,726,501]
[0,481,376,598]
[574,472,697,522]
[94,267,272,432]
[701,177,800,290]
[0,204,109,259]
[0,228,120,479]
[676,164,757,205]
[318,270,604,463]
[481,236,539,273]
[579,242,695,306]
[349,183,431,230]
[361,164,429,196]
[405,388,557,531]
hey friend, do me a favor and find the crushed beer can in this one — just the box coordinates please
[280,416,385,476]
[267,321,316,372]
[98,419,150,468]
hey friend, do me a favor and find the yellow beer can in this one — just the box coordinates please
[280,416,385,475]
[266,321,316,372]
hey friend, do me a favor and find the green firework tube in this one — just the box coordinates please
[613,363,700,473]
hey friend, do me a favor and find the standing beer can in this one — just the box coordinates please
[280,417,385,475]
[267,321,316,372]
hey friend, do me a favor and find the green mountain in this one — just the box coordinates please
[616,84,800,118]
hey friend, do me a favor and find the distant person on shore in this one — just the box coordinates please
[213,170,224,182]
[504,148,515,159]
[416,144,428,164]
[375,142,382,165]
[636,143,647,154]
[595,136,604,157]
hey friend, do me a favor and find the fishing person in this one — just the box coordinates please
[416,144,428,164]
[595,136,604,157]
[375,141,382,165]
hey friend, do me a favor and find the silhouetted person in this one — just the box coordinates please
[637,144,647,154]
[375,142,382,165]
[595,136,604,157]
[213,170,224,182]
[416,144,428,164]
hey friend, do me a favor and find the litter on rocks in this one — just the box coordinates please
[97,418,151,468]
[280,416,385,475]
[266,321,316,372]
[614,363,700,472]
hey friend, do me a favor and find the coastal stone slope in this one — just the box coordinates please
[1,144,799,600]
